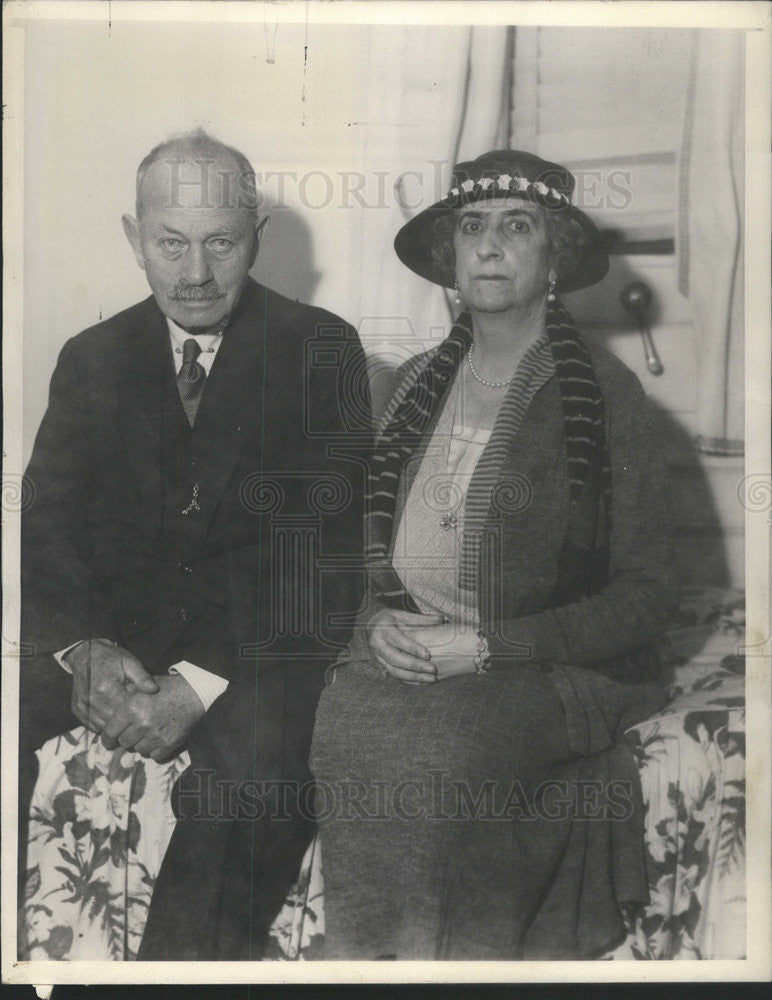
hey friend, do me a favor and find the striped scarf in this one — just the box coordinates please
[366,298,612,608]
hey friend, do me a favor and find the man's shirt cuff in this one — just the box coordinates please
[53,639,114,673]
[169,661,229,711]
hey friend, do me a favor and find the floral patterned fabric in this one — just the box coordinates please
[267,588,747,961]
[19,730,188,960]
[20,588,746,961]
[604,587,746,959]
[265,832,326,960]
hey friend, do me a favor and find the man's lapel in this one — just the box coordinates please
[116,296,181,501]
[117,281,297,543]
[185,280,296,538]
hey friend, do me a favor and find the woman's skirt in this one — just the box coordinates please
[310,657,654,960]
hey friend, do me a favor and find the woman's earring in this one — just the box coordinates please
[453,280,462,306]
[547,279,557,302]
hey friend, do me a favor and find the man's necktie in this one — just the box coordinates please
[176,338,206,426]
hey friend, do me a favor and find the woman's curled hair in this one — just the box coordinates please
[429,203,589,292]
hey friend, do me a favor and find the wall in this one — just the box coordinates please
[564,259,744,589]
[513,26,746,589]
[17,16,746,589]
[20,16,468,458]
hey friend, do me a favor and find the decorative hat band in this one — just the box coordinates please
[442,173,570,210]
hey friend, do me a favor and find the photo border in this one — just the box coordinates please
[2,0,770,990]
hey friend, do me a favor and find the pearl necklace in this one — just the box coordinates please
[466,344,514,388]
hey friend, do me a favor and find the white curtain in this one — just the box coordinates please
[677,29,745,456]
[347,25,511,414]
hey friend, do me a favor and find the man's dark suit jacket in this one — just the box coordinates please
[20,277,371,958]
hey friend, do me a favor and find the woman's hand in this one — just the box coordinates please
[366,609,443,684]
[400,623,481,681]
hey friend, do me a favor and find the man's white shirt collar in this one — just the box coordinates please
[166,317,224,375]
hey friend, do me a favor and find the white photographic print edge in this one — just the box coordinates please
[2,0,770,988]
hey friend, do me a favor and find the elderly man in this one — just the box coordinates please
[20,130,370,959]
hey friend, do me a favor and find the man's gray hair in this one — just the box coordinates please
[135,128,260,218]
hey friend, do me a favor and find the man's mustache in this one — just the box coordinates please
[169,281,226,302]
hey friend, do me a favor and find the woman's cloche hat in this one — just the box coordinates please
[394,149,609,293]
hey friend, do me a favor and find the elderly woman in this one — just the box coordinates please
[309,150,677,960]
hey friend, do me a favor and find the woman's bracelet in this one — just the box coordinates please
[473,630,492,675]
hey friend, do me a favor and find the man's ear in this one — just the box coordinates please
[249,215,270,268]
[122,215,146,271]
